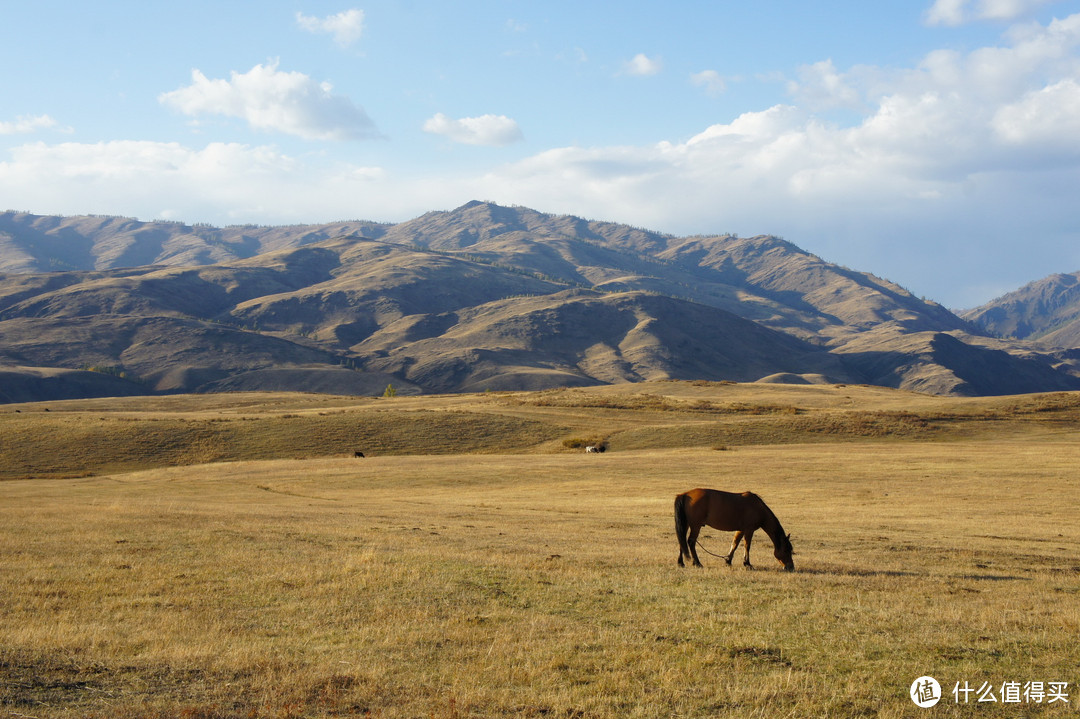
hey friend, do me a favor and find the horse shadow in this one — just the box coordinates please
[793,565,1031,581]
[794,566,921,578]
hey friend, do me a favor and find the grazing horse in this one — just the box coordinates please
[353,451,365,458]
[674,488,794,571]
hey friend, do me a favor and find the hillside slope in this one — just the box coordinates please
[962,271,1080,348]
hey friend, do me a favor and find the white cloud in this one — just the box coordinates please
[690,70,726,96]
[993,78,1080,151]
[925,0,1058,25]
[622,53,662,76]
[0,114,65,135]
[925,0,969,25]
[788,59,863,110]
[980,0,1059,21]
[296,9,365,47]
[423,113,524,146]
[0,139,395,224]
[159,61,380,141]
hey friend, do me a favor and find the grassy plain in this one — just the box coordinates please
[2,382,1080,717]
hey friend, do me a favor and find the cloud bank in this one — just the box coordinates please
[0,139,396,223]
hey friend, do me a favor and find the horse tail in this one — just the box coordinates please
[674,493,691,562]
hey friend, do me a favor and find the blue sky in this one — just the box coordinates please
[3,0,1080,308]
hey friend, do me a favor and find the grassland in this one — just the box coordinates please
[2,381,1080,717]
[5,381,1080,481]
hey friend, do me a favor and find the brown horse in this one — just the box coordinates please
[674,488,794,571]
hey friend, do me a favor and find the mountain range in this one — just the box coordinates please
[2,201,1079,402]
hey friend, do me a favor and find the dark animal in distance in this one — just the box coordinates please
[674,488,794,571]
[353,451,365,458]
[585,445,605,453]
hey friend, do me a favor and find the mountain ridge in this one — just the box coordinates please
[963,271,1080,349]
[1,201,1077,401]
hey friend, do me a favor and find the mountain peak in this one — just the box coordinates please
[963,270,1080,344]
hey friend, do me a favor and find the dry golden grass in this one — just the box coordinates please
[3,396,1080,718]
[0,393,568,480]
[6,381,1080,481]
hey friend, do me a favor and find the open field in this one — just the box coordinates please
[3,383,1080,717]
[5,380,1080,480]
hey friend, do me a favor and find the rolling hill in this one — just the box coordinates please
[2,201,1078,400]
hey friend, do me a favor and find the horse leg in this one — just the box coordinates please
[687,525,704,567]
[724,531,743,566]
[742,530,755,569]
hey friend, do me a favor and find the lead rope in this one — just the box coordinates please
[692,535,728,559]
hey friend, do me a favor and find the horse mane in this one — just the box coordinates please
[773,517,793,553]
[752,493,792,553]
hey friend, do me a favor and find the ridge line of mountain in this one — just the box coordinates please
[2,201,1079,401]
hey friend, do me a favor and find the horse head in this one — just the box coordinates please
[774,533,795,572]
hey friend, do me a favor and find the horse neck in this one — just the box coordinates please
[759,507,786,549]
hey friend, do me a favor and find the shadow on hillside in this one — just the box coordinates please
[840,335,1080,397]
